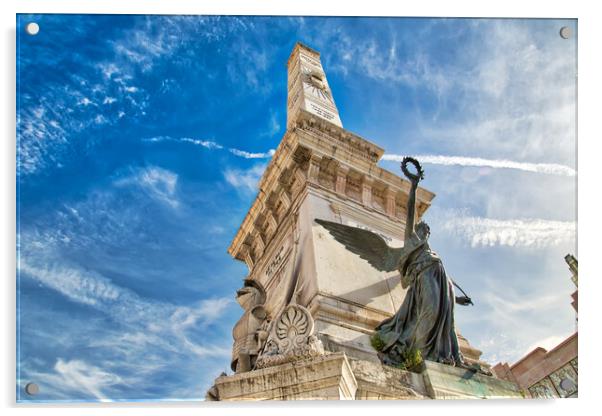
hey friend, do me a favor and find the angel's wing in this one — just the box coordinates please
[315,219,402,272]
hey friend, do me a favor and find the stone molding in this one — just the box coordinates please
[228,113,435,272]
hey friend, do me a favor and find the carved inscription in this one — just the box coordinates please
[266,245,285,278]
[307,102,337,121]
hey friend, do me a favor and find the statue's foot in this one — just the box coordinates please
[455,360,492,376]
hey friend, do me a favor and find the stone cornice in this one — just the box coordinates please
[227,130,298,261]
[294,109,384,163]
[228,109,436,267]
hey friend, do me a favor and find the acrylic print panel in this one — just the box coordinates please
[16,14,577,402]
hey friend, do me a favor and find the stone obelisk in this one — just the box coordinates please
[206,42,520,401]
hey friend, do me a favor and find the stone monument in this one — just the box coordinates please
[206,42,521,401]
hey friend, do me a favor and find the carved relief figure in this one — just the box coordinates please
[315,157,474,369]
[231,280,268,373]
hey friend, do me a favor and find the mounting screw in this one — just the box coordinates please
[24,382,39,396]
[25,22,40,36]
[559,26,571,39]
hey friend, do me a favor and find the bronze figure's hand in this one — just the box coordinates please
[455,296,474,306]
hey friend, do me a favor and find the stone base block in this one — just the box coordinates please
[210,352,357,401]
[423,360,523,399]
[207,354,523,401]
[348,358,427,399]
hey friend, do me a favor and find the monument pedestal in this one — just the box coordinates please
[207,352,521,401]
[422,361,522,399]
[208,352,357,401]
[217,43,524,402]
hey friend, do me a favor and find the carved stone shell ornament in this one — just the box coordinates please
[254,304,325,369]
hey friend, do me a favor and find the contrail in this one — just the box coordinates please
[442,216,576,248]
[382,154,576,177]
[143,136,275,159]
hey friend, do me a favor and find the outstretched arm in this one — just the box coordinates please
[404,180,419,243]
[400,157,424,244]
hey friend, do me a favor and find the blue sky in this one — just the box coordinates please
[16,15,577,401]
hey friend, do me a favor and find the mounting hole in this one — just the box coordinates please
[25,22,40,36]
[25,382,39,396]
[559,26,571,39]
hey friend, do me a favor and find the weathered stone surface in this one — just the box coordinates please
[422,360,522,399]
[208,353,522,401]
[349,358,427,400]
[210,352,357,401]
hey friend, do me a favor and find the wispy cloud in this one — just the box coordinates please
[473,277,575,364]
[442,215,575,248]
[20,262,120,307]
[18,216,236,400]
[317,20,576,166]
[228,148,275,159]
[114,166,180,209]
[223,163,266,192]
[143,136,223,150]
[181,137,223,149]
[55,359,123,401]
[143,135,275,160]
[20,257,233,358]
[260,111,281,138]
[382,154,576,177]
[18,55,148,177]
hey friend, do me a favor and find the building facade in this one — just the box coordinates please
[493,255,578,398]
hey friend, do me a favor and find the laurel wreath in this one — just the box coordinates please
[401,157,424,182]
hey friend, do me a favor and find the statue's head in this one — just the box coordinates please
[416,221,430,240]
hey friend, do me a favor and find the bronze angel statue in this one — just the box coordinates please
[315,157,473,369]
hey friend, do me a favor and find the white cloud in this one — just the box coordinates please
[143,136,276,160]
[442,215,575,248]
[114,166,180,209]
[228,148,275,159]
[20,262,120,306]
[223,164,266,192]
[18,55,149,176]
[321,20,576,167]
[77,97,94,106]
[473,278,576,365]
[17,104,68,175]
[382,154,576,177]
[22,359,124,402]
[260,111,281,138]
[54,359,123,401]
[180,137,223,149]
[19,256,233,361]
